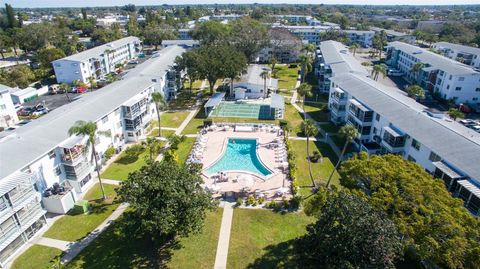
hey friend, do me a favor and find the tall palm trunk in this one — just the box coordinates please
[326,140,348,188]
[0,52,4,60]
[301,64,306,83]
[189,78,193,93]
[64,91,71,102]
[156,104,162,138]
[91,142,106,200]
[263,77,267,98]
[13,46,19,64]
[230,80,234,98]
[306,135,315,187]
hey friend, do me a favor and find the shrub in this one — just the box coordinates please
[124,144,145,158]
[266,200,277,209]
[291,179,300,195]
[203,119,213,127]
[235,198,243,207]
[246,195,256,206]
[258,197,265,205]
[104,146,115,161]
[168,135,186,151]
[289,195,302,210]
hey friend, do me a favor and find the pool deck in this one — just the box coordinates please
[199,127,290,200]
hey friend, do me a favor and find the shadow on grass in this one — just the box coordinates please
[246,238,311,269]
[69,213,182,269]
[114,152,143,165]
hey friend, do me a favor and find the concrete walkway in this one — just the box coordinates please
[101,179,121,186]
[35,237,72,252]
[175,109,198,135]
[61,203,129,264]
[213,202,235,269]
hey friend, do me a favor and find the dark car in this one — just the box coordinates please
[17,107,34,116]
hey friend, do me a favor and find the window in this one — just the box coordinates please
[455,87,462,91]
[411,139,421,150]
[101,116,108,124]
[48,150,56,159]
[429,151,441,162]
[375,114,380,121]
[446,85,450,89]
[407,155,416,162]
[0,104,6,110]
[53,166,61,176]
[476,88,480,92]
[458,77,465,81]
[373,127,377,134]
[449,75,452,80]
[473,97,478,101]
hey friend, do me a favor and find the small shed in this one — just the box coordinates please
[204,92,226,116]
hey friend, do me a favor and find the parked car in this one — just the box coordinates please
[459,103,472,113]
[128,59,139,64]
[32,108,48,116]
[460,119,476,126]
[388,69,404,76]
[14,104,23,112]
[17,107,34,116]
[469,125,480,133]
[69,86,87,94]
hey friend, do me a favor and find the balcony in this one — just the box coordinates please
[381,126,406,153]
[122,98,148,120]
[348,99,373,123]
[330,88,347,103]
[60,136,88,166]
[0,218,22,247]
[63,161,93,181]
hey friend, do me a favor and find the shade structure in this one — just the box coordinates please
[238,174,255,189]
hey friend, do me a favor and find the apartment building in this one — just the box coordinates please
[274,24,340,45]
[370,27,416,44]
[0,45,184,266]
[178,28,193,40]
[257,28,303,63]
[386,41,480,105]
[345,30,375,48]
[52,36,142,84]
[328,72,480,216]
[433,42,480,68]
[0,85,19,129]
[314,41,368,93]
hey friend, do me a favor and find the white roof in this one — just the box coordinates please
[53,36,140,62]
[434,41,480,56]
[330,73,480,182]
[0,46,184,179]
[388,41,480,76]
[319,40,369,77]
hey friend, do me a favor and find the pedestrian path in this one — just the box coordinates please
[35,237,72,252]
[102,179,121,185]
[61,203,129,264]
[213,202,235,269]
[175,109,198,135]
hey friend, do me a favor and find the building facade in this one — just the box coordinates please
[327,73,480,216]
[0,45,184,266]
[433,42,480,68]
[52,36,142,84]
[386,41,480,105]
[345,30,375,48]
[0,85,19,129]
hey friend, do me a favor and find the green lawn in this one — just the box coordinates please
[329,134,356,154]
[42,184,119,242]
[182,107,207,135]
[304,103,329,122]
[66,208,223,269]
[175,138,196,164]
[275,64,300,92]
[227,209,314,269]
[150,111,190,128]
[319,122,340,133]
[168,91,198,110]
[11,245,62,269]
[183,79,204,91]
[169,208,223,268]
[147,129,176,138]
[284,103,305,136]
[289,140,341,197]
[101,149,148,181]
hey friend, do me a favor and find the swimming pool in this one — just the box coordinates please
[205,138,272,177]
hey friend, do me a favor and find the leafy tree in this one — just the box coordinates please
[143,24,176,50]
[214,45,247,95]
[190,21,230,45]
[60,83,71,102]
[229,17,268,62]
[175,51,200,92]
[339,153,480,268]
[117,160,216,241]
[126,17,141,37]
[18,23,56,51]
[151,92,167,138]
[406,85,425,99]
[302,191,403,268]
[0,65,35,88]
[0,33,11,60]
[325,125,358,188]
[300,119,318,188]
[268,57,278,72]
[371,63,387,81]
[81,8,88,20]
[196,45,225,94]
[5,4,17,29]
[36,47,66,71]
[298,55,313,82]
[68,121,109,200]
[447,108,465,121]
[296,83,312,120]
[411,62,425,82]
[373,30,387,59]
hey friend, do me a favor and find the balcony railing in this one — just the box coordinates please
[64,161,93,181]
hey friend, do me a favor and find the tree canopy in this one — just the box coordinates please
[339,153,480,268]
[302,190,403,269]
[117,160,216,241]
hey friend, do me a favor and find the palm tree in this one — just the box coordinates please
[371,64,387,81]
[142,137,161,161]
[325,125,358,188]
[68,121,109,200]
[268,57,278,71]
[296,83,313,120]
[87,76,97,92]
[350,43,359,56]
[259,70,270,98]
[301,119,318,188]
[151,92,167,138]
[411,62,425,82]
[299,55,313,83]
[60,83,71,102]
[447,108,465,121]
[406,85,425,100]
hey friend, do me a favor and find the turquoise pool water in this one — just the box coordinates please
[205,138,272,177]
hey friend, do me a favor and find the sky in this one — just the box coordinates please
[4,0,480,8]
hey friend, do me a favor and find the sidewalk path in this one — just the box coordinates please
[213,202,235,269]
[175,109,198,135]
[35,237,72,252]
[61,203,129,264]
[101,179,121,186]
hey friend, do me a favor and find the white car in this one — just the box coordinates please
[469,125,480,133]
[388,69,403,77]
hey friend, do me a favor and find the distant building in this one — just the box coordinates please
[386,41,480,105]
[178,28,193,40]
[52,36,141,84]
[344,30,375,48]
[233,65,278,100]
[416,20,446,33]
[0,85,19,129]
[370,27,416,44]
[433,42,480,69]
[257,28,303,63]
